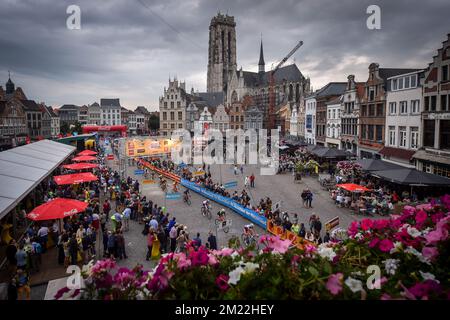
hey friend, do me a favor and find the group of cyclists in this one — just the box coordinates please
[152,166,258,246]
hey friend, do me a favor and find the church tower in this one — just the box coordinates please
[207,13,237,96]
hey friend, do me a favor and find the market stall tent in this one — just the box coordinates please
[53,172,98,185]
[336,183,371,193]
[27,198,88,221]
[71,155,97,162]
[61,163,99,170]
[77,150,97,156]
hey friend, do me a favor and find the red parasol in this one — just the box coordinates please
[27,198,88,221]
[61,162,99,170]
[336,183,371,193]
[54,172,98,185]
[77,150,98,156]
[72,155,97,162]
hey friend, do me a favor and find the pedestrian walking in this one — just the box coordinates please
[169,225,177,253]
[207,231,217,250]
[250,174,255,188]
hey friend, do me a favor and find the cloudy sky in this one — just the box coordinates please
[0,0,449,111]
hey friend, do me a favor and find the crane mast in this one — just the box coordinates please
[267,41,303,131]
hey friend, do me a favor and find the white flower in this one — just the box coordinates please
[389,241,403,254]
[242,262,259,273]
[383,258,400,275]
[231,251,240,258]
[407,226,421,238]
[421,227,431,236]
[317,244,337,261]
[419,271,439,283]
[228,266,245,285]
[354,232,363,240]
[404,246,431,265]
[345,277,363,293]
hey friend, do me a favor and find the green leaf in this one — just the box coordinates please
[308,266,319,277]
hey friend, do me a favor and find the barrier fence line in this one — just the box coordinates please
[180,178,267,229]
[139,159,314,249]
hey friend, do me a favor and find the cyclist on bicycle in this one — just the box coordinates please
[243,223,255,237]
[217,208,226,222]
[183,189,190,201]
[202,200,210,210]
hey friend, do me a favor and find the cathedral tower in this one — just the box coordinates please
[207,13,237,95]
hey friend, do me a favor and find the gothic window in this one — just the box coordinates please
[288,84,293,101]
[295,83,300,102]
[231,91,238,103]
[221,31,225,63]
[228,32,231,63]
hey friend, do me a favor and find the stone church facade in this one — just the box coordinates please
[206,13,311,117]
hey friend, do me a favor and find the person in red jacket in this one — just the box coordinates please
[103,199,111,221]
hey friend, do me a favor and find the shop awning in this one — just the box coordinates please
[27,198,88,221]
[336,183,371,193]
[356,159,405,172]
[371,168,450,186]
[0,140,76,219]
[312,147,351,159]
[53,172,98,185]
[61,163,99,170]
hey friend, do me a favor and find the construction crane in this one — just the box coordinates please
[267,40,303,131]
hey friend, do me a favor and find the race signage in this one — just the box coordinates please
[142,180,156,184]
[134,169,144,175]
[325,216,340,232]
[193,171,206,176]
[223,181,238,189]
[107,155,114,160]
[166,193,181,200]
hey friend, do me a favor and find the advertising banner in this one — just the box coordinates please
[125,138,180,157]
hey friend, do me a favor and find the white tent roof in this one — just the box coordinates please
[0,140,76,219]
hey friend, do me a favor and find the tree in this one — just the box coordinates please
[71,121,83,134]
[60,121,70,135]
[148,114,160,131]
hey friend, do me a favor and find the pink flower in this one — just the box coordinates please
[360,219,373,231]
[173,253,191,270]
[415,210,428,225]
[348,221,359,237]
[326,273,343,295]
[213,248,234,256]
[378,239,394,252]
[208,254,219,266]
[190,248,209,266]
[215,274,230,291]
[425,229,448,245]
[270,237,291,254]
[372,219,389,230]
[408,280,442,299]
[416,204,432,211]
[380,293,392,300]
[261,236,291,253]
[304,244,317,254]
[368,238,380,248]
[422,246,438,261]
